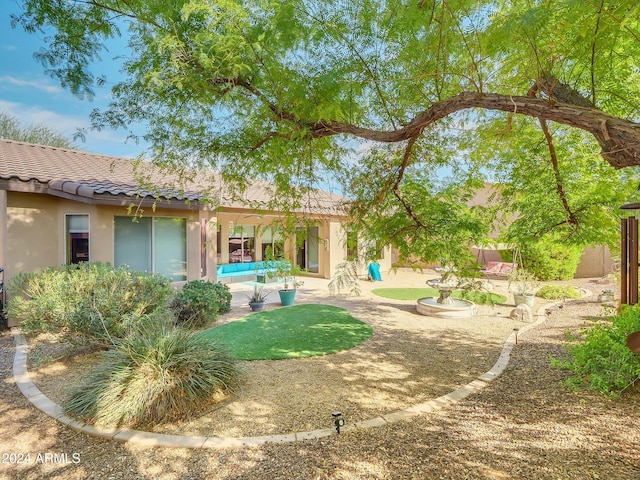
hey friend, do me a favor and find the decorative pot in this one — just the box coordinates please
[256,274,267,284]
[278,289,296,306]
[597,293,614,303]
[513,294,534,307]
[249,301,265,312]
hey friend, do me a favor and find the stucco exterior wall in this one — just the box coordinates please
[6,192,60,283]
[3,192,214,287]
[3,192,352,290]
[328,221,346,279]
[574,245,616,278]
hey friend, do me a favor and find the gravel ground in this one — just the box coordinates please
[1,271,639,479]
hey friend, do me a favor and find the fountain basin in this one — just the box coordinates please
[416,297,477,318]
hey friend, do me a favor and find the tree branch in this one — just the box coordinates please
[391,136,428,230]
[537,118,580,225]
[299,91,639,169]
[527,82,580,226]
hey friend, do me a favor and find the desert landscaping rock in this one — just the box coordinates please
[509,303,533,322]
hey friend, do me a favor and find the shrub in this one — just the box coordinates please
[457,290,507,305]
[65,312,242,427]
[172,280,231,327]
[553,304,640,398]
[7,263,172,343]
[517,238,583,281]
[536,285,581,300]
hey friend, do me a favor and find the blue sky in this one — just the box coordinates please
[0,2,146,158]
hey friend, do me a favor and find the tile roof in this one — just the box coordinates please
[0,139,202,203]
[0,139,346,215]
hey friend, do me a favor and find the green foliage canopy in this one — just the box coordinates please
[12,0,640,259]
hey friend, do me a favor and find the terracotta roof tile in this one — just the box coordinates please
[0,138,346,214]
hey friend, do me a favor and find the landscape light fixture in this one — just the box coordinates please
[332,412,346,434]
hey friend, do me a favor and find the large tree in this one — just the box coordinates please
[12,0,640,263]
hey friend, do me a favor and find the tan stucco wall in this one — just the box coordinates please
[574,245,616,278]
[3,192,215,287]
[328,221,346,278]
[6,192,61,283]
[0,190,6,284]
[3,193,351,288]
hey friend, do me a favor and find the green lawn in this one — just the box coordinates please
[372,288,507,304]
[196,304,373,360]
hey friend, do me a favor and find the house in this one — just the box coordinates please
[0,139,392,323]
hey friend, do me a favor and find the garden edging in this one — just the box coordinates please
[11,294,584,449]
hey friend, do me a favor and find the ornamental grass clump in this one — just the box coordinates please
[536,285,581,300]
[65,313,242,427]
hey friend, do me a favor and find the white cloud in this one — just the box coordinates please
[0,99,147,158]
[0,99,87,134]
[0,75,62,94]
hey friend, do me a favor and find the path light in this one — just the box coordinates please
[513,327,519,345]
[332,412,346,434]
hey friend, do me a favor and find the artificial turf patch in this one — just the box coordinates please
[197,304,373,360]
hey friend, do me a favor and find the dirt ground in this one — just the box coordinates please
[1,270,639,479]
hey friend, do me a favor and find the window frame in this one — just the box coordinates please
[65,213,90,265]
[114,215,187,282]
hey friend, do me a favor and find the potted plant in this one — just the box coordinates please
[508,269,540,307]
[255,262,268,284]
[247,285,270,312]
[268,260,304,306]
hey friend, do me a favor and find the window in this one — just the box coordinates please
[66,214,89,264]
[229,225,255,263]
[114,216,187,281]
[261,226,284,259]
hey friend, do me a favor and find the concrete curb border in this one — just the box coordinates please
[11,298,567,449]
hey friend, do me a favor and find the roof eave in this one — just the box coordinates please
[0,178,205,210]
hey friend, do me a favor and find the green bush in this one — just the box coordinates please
[172,280,231,327]
[456,290,507,305]
[553,304,640,398]
[536,285,581,300]
[7,263,172,343]
[511,238,583,281]
[65,312,242,427]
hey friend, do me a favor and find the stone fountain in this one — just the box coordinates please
[416,278,477,318]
